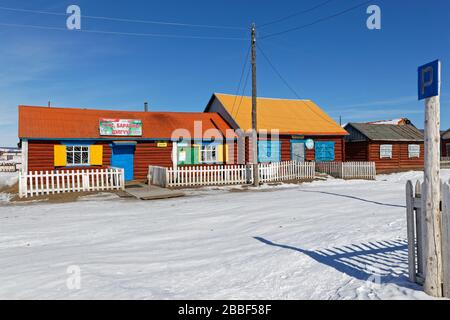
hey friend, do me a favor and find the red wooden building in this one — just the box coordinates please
[344,122,424,172]
[18,106,236,181]
[205,93,348,163]
[442,129,450,158]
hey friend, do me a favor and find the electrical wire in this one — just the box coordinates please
[230,44,251,117]
[257,42,340,126]
[261,0,372,39]
[0,22,248,41]
[0,5,246,30]
[259,0,335,28]
[233,65,251,118]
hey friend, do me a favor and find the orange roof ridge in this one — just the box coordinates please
[213,93,312,102]
[19,105,214,115]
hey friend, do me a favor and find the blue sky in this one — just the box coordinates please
[0,0,449,146]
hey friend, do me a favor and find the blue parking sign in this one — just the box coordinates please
[418,60,441,100]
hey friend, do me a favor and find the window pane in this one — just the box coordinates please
[82,152,89,164]
[74,152,81,164]
[67,146,74,152]
[67,152,74,164]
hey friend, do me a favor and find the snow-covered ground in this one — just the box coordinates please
[0,170,449,300]
[0,172,18,189]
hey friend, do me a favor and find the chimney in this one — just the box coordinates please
[144,102,148,112]
[48,101,51,108]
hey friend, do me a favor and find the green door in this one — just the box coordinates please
[177,146,199,165]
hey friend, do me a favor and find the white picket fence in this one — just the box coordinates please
[316,161,376,180]
[149,164,252,188]
[19,167,125,198]
[0,162,20,172]
[149,161,316,188]
[258,161,315,183]
[406,180,450,297]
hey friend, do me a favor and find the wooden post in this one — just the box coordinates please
[423,94,443,296]
[442,182,450,297]
[406,180,417,283]
[251,23,259,186]
[21,139,28,174]
[415,180,425,278]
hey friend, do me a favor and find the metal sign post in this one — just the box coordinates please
[418,59,442,297]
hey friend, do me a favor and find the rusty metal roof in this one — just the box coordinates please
[18,105,234,140]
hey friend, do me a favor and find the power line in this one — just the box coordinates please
[231,44,251,117]
[261,0,372,39]
[257,42,340,126]
[257,43,302,99]
[0,5,246,30]
[233,65,251,118]
[0,22,248,41]
[260,0,335,28]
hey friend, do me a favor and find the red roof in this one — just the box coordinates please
[18,106,234,139]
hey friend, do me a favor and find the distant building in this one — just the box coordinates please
[367,118,414,126]
[443,129,450,158]
[0,148,21,163]
[344,122,424,172]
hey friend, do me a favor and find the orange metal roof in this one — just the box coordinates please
[18,105,234,139]
[213,93,348,135]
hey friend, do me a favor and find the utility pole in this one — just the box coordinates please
[251,23,259,186]
[418,60,442,297]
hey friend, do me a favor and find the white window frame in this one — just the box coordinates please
[380,144,393,159]
[66,145,90,166]
[408,144,420,159]
[200,144,219,164]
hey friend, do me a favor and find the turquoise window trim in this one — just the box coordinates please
[61,141,95,146]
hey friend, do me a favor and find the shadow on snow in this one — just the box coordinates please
[298,190,406,208]
[254,237,420,288]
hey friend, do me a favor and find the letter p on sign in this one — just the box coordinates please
[418,60,441,100]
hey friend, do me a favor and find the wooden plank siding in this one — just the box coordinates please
[244,135,345,163]
[443,138,450,157]
[27,140,239,181]
[134,142,173,180]
[345,141,369,162]
[27,140,112,173]
[346,141,425,172]
[370,142,423,172]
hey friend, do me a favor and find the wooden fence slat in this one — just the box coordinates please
[18,167,125,198]
[406,180,417,283]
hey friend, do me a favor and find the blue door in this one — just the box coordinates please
[111,145,135,181]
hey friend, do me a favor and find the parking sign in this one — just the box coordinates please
[418,60,441,100]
